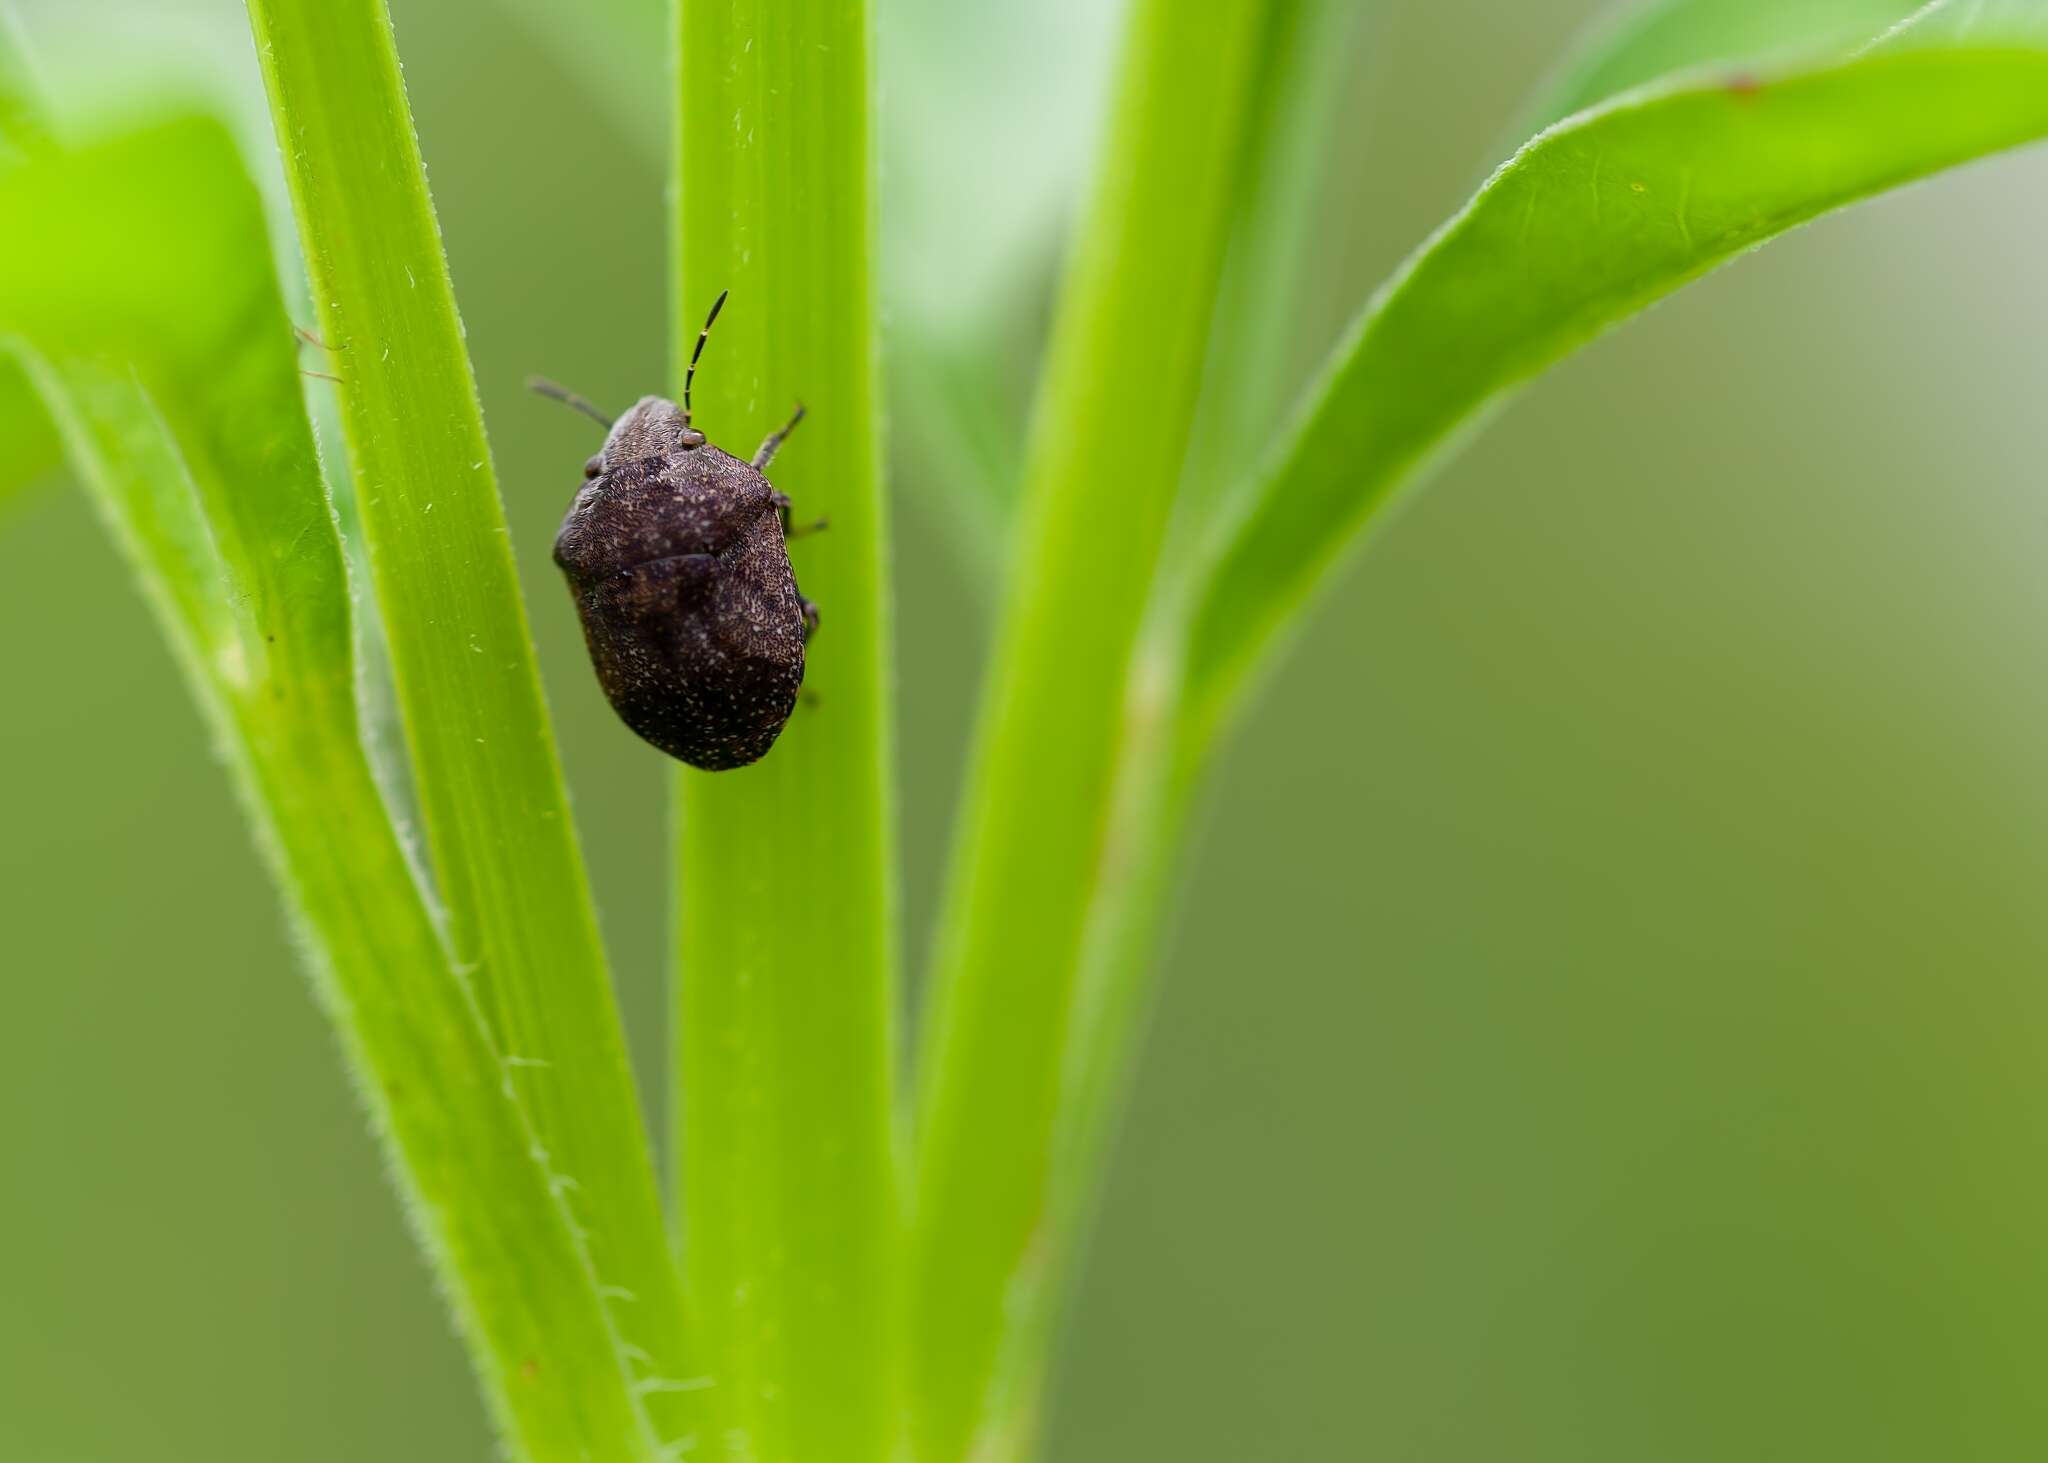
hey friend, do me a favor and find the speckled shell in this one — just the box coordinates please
[554,396,807,771]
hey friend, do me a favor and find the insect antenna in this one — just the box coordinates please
[527,376,615,429]
[684,288,729,424]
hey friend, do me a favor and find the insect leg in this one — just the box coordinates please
[772,491,829,538]
[294,325,345,382]
[799,596,820,644]
[753,401,807,469]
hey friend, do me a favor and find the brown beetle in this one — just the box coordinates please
[534,293,818,771]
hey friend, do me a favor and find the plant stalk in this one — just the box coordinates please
[671,1,900,1458]
[244,0,696,1436]
[909,2,1274,1455]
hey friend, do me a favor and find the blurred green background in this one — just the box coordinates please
[7,0,2048,1457]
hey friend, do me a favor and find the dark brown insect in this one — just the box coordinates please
[533,292,819,770]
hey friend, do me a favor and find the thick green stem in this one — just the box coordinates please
[909,3,1273,1455]
[243,0,695,1433]
[671,2,900,1459]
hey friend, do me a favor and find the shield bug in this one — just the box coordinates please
[533,292,820,771]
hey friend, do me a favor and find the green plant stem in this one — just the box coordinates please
[911,13,1365,1446]
[671,2,899,1459]
[48,358,664,1463]
[979,639,1208,1461]
[0,108,664,1459]
[909,2,1274,1456]
[243,0,697,1432]
[997,1,1374,1392]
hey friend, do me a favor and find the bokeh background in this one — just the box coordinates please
[7,0,2048,1457]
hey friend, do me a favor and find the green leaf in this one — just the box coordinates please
[240,0,698,1437]
[1184,39,2048,741]
[1524,0,1920,130]
[0,115,663,1462]
[671,1,901,1459]
[910,2,1282,1456]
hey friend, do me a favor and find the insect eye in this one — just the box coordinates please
[583,456,603,479]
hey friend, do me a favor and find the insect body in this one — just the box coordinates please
[537,293,818,771]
